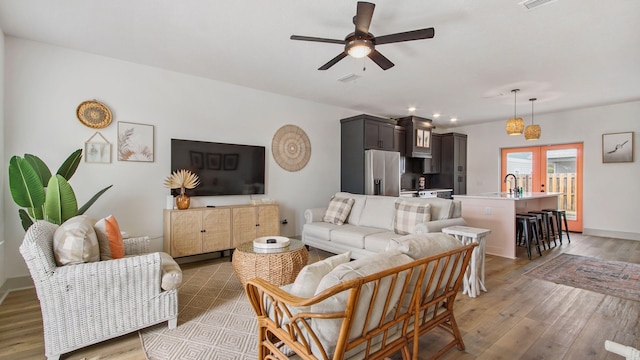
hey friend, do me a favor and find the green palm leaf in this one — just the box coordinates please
[8,156,46,208]
[18,209,34,231]
[44,175,78,224]
[24,154,52,187]
[57,149,82,180]
[78,184,113,215]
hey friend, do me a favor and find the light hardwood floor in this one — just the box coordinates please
[1,233,638,359]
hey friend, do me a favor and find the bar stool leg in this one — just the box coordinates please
[562,212,571,243]
[530,219,542,257]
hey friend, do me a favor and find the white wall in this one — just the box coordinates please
[0,29,6,290]
[3,37,358,278]
[451,101,640,240]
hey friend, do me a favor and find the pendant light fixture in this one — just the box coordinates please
[505,89,524,135]
[524,98,541,140]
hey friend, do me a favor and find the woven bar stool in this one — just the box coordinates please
[543,209,571,244]
[529,210,557,248]
[516,214,542,259]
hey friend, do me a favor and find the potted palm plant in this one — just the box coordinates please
[164,169,200,209]
[8,149,112,231]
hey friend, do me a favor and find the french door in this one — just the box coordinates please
[501,143,583,232]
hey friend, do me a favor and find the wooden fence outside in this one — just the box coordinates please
[514,173,576,212]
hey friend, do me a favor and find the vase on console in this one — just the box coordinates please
[164,169,200,210]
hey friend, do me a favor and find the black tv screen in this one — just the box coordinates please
[171,139,266,196]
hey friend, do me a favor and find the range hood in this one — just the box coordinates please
[397,116,435,158]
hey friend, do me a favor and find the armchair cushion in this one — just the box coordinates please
[53,215,100,266]
[159,252,183,291]
[289,251,351,298]
[394,199,431,235]
[94,215,125,260]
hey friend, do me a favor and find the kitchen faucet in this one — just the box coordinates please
[504,173,518,194]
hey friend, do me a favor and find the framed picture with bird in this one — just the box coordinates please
[602,132,634,163]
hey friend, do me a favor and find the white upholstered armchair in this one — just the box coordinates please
[19,221,181,360]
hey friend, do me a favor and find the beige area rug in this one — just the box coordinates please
[140,249,329,359]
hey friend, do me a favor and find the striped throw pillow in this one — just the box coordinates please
[323,197,355,225]
[94,215,125,260]
[394,199,431,235]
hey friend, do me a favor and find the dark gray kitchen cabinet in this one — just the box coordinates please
[340,114,403,194]
[423,133,442,174]
[431,133,467,195]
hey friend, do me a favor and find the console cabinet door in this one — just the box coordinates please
[202,208,232,253]
[167,210,203,257]
[232,207,258,247]
[256,205,280,238]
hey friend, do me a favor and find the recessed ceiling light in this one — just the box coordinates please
[433,113,441,118]
[408,107,416,112]
[450,118,457,122]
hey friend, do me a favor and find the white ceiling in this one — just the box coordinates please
[1,0,639,127]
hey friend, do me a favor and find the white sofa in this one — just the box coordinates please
[302,192,467,259]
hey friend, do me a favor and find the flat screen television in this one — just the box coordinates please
[171,139,266,196]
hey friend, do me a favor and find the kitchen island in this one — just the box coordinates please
[453,192,561,259]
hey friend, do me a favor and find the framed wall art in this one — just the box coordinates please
[602,131,634,163]
[117,122,154,162]
[84,132,111,164]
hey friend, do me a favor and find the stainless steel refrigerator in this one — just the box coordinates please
[364,149,400,196]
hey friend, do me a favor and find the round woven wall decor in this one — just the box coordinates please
[272,124,311,172]
[76,100,112,129]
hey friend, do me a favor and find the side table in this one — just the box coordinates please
[442,225,491,298]
[232,238,309,287]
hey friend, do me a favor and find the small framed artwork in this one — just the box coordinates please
[416,129,424,147]
[224,153,239,170]
[117,122,154,162]
[602,131,634,163]
[84,132,111,164]
[207,153,222,170]
[423,129,431,149]
[190,151,204,169]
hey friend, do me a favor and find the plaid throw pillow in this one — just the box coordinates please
[323,197,355,225]
[394,200,431,235]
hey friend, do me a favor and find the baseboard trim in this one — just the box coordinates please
[0,275,34,305]
[583,228,640,241]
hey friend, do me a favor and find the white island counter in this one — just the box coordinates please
[453,192,561,259]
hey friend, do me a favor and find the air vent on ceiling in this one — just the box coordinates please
[337,73,361,83]
[520,0,558,10]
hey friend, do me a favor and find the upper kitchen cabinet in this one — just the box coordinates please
[340,114,404,194]
[397,116,435,158]
[431,133,467,195]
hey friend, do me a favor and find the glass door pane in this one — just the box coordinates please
[541,144,583,231]
[501,146,540,193]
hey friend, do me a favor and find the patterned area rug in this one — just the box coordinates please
[140,249,328,359]
[524,254,640,302]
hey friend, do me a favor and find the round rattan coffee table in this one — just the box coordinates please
[232,238,309,287]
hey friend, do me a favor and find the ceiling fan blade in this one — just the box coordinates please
[367,50,394,70]
[290,35,345,45]
[374,27,435,45]
[354,2,375,35]
[318,52,348,70]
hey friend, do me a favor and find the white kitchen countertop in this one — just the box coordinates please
[453,192,562,200]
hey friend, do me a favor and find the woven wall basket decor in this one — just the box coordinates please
[272,124,311,172]
[76,99,112,129]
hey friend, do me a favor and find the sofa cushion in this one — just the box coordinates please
[290,252,352,298]
[53,215,100,266]
[331,226,385,249]
[94,215,125,260]
[336,192,367,226]
[388,233,463,259]
[394,199,431,235]
[364,231,398,253]
[311,250,413,356]
[323,197,355,225]
[358,195,397,231]
[303,222,343,241]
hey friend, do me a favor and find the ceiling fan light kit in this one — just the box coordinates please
[506,89,525,136]
[290,1,435,71]
[524,98,541,140]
